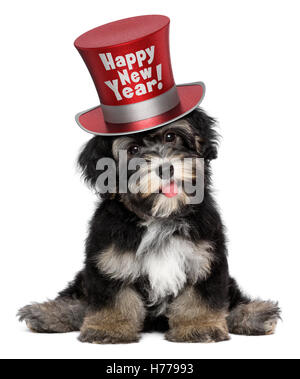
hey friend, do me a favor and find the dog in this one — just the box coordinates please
[18,108,280,344]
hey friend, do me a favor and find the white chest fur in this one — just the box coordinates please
[97,220,214,308]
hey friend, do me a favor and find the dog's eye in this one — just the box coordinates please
[128,145,140,156]
[165,132,177,143]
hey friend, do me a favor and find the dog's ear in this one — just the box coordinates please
[78,136,113,188]
[187,108,219,161]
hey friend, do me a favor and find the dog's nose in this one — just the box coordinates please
[157,163,174,179]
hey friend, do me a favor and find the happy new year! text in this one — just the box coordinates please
[99,46,163,101]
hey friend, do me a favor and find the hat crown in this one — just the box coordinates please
[75,15,177,114]
[75,15,170,49]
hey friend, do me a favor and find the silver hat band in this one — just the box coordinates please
[101,86,180,124]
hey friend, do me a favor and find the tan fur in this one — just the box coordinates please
[112,137,135,159]
[189,241,214,282]
[227,300,280,336]
[26,321,37,333]
[166,286,230,343]
[97,247,139,282]
[195,136,204,154]
[79,287,146,344]
[152,192,189,218]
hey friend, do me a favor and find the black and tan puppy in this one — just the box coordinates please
[18,108,280,344]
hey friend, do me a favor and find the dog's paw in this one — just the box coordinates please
[79,326,140,344]
[166,326,230,343]
[17,299,83,333]
[18,304,52,333]
[227,300,281,336]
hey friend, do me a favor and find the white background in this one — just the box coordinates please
[1,0,299,359]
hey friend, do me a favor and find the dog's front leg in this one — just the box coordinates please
[79,287,146,344]
[166,286,230,343]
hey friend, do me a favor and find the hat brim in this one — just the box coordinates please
[75,82,205,136]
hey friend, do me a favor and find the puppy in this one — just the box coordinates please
[18,108,280,344]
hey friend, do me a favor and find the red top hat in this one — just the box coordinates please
[75,15,205,136]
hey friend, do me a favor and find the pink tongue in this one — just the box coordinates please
[161,182,178,198]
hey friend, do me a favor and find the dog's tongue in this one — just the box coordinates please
[161,182,178,198]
